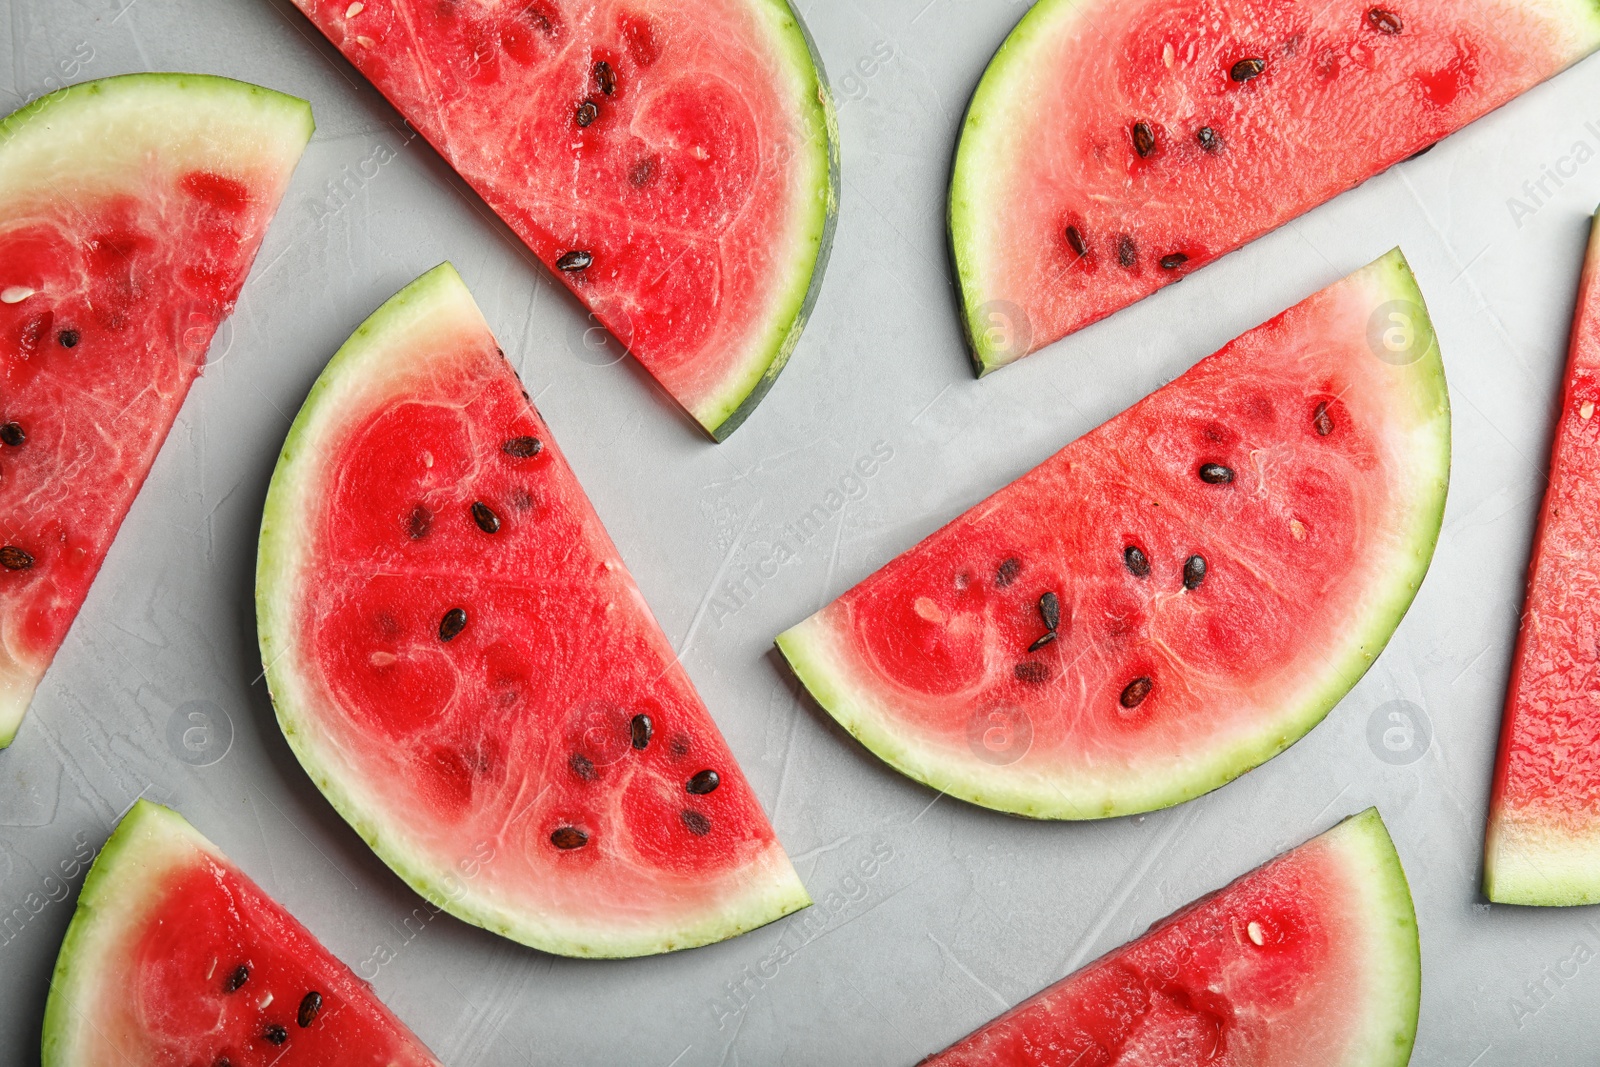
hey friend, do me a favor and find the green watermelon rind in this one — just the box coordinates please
[257,263,811,958]
[1483,821,1600,906]
[0,73,314,749]
[695,0,840,441]
[41,801,220,1066]
[1302,808,1421,1065]
[778,251,1450,819]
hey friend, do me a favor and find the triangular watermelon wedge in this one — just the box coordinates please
[42,800,441,1067]
[778,250,1449,819]
[1485,208,1600,906]
[288,0,838,440]
[257,264,809,957]
[0,74,312,746]
[919,809,1420,1066]
[951,0,1600,373]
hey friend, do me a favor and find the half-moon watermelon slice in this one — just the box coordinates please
[950,0,1600,373]
[257,264,808,958]
[919,808,1419,1066]
[42,800,441,1067]
[778,250,1449,819]
[288,0,838,441]
[0,74,312,746]
[1485,209,1600,907]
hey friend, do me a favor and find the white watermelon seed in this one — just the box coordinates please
[356,35,376,48]
[1247,921,1265,946]
[345,1,364,16]
[1582,401,1595,420]
[1,286,35,303]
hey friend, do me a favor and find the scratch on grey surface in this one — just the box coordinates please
[806,880,914,948]
[713,997,750,1067]
[928,932,1010,1011]
[116,7,154,69]
[1308,783,1353,829]
[1464,1047,1491,1067]
[440,958,537,1067]
[248,785,363,895]
[1451,642,1495,687]
[671,502,763,663]
[910,383,953,426]
[663,1045,693,1067]
[768,680,808,823]
[1058,802,1202,975]
[810,494,850,613]
[905,790,944,827]
[788,833,857,867]
[76,614,153,686]
[840,971,924,1056]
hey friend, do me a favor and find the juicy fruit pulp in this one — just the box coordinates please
[919,809,1419,1067]
[0,74,312,745]
[257,265,808,958]
[950,0,1600,372]
[1486,210,1600,906]
[42,801,440,1067]
[779,251,1449,818]
[290,0,838,439]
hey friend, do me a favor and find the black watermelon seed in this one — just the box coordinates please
[1065,225,1088,258]
[551,826,588,850]
[670,732,691,758]
[1314,402,1335,436]
[557,250,593,272]
[1160,253,1189,270]
[264,1024,288,1046]
[503,436,543,458]
[407,504,432,540]
[1132,121,1155,158]
[0,422,23,446]
[1198,463,1235,484]
[1038,591,1061,632]
[628,157,658,187]
[1120,676,1153,708]
[1197,126,1220,151]
[1183,554,1207,590]
[225,964,250,993]
[1015,661,1050,684]
[595,60,617,95]
[1366,7,1402,33]
[681,809,712,836]
[216,1059,233,1067]
[1117,234,1137,268]
[57,328,79,348]
[570,753,597,781]
[297,991,323,1028]
[1230,57,1266,82]
[576,100,599,127]
[1124,546,1150,577]
[439,607,468,642]
[471,501,501,534]
[686,769,720,795]
[0,546,34,571]
[1028,631,1058,653]
[630,713,653,750]
[996,557,1021,587]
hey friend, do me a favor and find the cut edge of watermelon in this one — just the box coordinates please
[778,251,1450,818]
[697,0,841,441]
[1318,808,1422,1065]
[257,264,811,956]
[41,800,216,1064]
[0,72,315,749]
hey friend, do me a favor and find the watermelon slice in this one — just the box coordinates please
[0,74,312,745]
[257,264,809,957]
[42,800,440,1067]
[1484,209,1600,906]
[778,250,1449,819]
[288,0,838,440]
[919,808,1419,1066]
[950,0,1600,373]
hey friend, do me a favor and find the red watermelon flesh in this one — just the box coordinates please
[919,809,1419,1067]
[778,251,1449,819]
[42,801,440,1067]
[1485,209,1600,906]
[950,0,1600,373]
[289,0,838,440]
[0,75,312,745]
[256,264,808,958]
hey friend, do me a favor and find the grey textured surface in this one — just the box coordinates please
[2,0,1600,1063]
